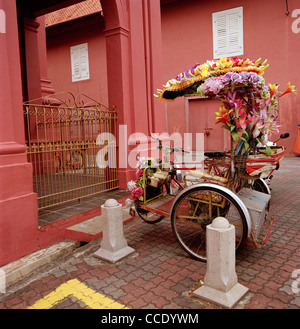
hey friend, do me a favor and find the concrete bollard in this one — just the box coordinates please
[193,217,248,308]
[0,268,5,293]
[94,199,135,263]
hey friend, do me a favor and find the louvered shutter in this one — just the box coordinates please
[70,43,90,82]
[213,7,243,59]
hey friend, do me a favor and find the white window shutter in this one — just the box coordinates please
[213,7,243,59]
[71,48,81,80]
[79,46,89,80]
[70,43,90,82]
[215,15,227,58]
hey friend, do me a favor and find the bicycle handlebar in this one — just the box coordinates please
[174,147,190,154]
[151,135,190,154]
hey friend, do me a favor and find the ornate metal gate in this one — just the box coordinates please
[24,93,118,210]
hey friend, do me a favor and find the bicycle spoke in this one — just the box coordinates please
[171,185,247,262]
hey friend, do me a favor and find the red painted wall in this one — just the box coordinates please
[161,0,300,154]
[46,0,300,154]
[0,0,39,267]
[46,1,166,187]
[47,16,108,105]
[0,0,165,266]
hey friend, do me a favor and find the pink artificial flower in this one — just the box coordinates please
[202,77,224,94]
[249,116,265,138]
[234,107,251,131]
[262,117,280,139]
[135,169,144,179]
[131,187,143,201]
[259,109,268,121]
[222,91,244,110]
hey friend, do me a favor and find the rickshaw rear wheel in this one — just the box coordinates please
[170,184,248,262]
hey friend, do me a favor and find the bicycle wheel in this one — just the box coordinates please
[69,150,83,170]
[50,152,61,172]
[252,178,270,195]
[136,202,165,224]
[170,184,249,262]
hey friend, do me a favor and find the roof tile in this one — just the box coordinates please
[45,0,102,27]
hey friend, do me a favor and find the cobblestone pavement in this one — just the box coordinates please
[0,157,299,310]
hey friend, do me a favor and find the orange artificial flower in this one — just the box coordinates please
[268,83,279,98]
[215,106,232,125]
[280,82,297,97]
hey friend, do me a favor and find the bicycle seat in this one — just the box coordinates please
[204,150,226,158]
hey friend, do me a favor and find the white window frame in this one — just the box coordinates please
[70,43,90,82]
[212,7,243,59]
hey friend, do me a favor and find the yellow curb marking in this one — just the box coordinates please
[27,279,128,309]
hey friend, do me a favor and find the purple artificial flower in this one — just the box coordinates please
[188,63,200,77]
[202,77,224,94]
[221,72,233,85]
[222,91,240,109]
[177,72,185,82]
[231,73,243,84]
[248,73,261,87]
[239,71,250,81]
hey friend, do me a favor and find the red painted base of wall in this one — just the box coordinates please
[37,206,102,248]
[0,195,135,267]
[0,192,39,267]
[37,196,132,249]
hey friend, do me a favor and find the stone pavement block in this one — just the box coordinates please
[0,240,78,289]
[0,157,299,309]
[290,296,300,308]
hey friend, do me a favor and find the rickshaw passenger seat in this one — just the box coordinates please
[204,150,226,158]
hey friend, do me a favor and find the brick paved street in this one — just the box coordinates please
[0,157,299,310]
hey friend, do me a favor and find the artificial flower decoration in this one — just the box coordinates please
[154,57,268,101]
[280,82,297,97]
[155,57,296,155]
[268,83,278,98]
[129,157,158,203]
[130,187,143,201]
[215,106,232,126]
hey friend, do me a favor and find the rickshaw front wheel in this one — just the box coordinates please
[136,202,165,224]
[170,184,248,262]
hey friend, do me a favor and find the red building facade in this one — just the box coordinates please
[160,0,300,153]
[0,0,165,266]
[47,0,300,155]
[0,0,299,266]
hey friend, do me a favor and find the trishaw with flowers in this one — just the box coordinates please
[128,57,296,262]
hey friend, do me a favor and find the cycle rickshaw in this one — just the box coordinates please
[128,57,296,262]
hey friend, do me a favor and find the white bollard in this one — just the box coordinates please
[94,199,135,263]
[193,217,248,308]
[0,268,5,294]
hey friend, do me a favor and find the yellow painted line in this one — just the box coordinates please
[27,279,128,309]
